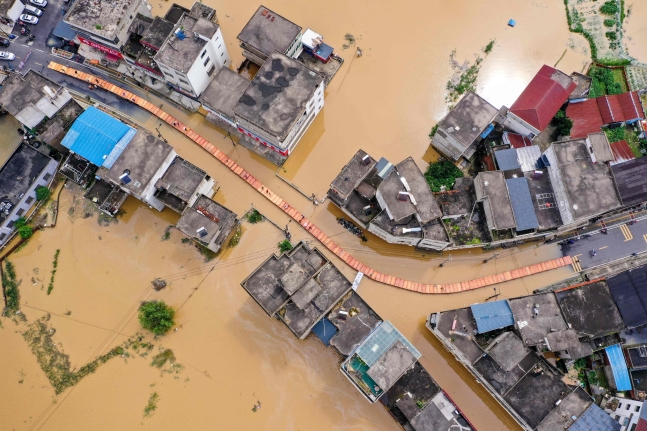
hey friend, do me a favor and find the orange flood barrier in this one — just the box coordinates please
[48,61,573,294]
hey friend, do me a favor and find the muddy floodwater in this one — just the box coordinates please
[2,0,644,430]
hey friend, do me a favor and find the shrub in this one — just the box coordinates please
[35,186,50,201]
[605,127,626,143]
[2,260,20,313]
[588,66,624,97]
[17,225,33,239]
[552,110,573,136]
[428,124,439,139]
[483,39,495,55]
[247,209,263,224]
[424,160,463,192]
[600,1,618,15]
[606,32,617,40]
[14,216,27,228]
[278,240,293,253]
[603,19,616,27]
[138,301,175,335]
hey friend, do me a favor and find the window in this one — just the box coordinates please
[218,44,221,49]
[619,403,623,408]
[179,77,190,85]
[25,196,34,204]
[200,49,207,58]
[16,208,25,216]
[43,173,52,181]
[203,57,210,67]
[636,406,641,412]
[207,64,215,77]
[220,52,224,57]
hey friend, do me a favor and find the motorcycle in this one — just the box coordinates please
[27,34,35,42]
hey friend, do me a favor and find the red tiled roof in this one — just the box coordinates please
[510,65,577,132]
[566,99,604,138]
[610,140,635,165]
[637,418,647,431]
[567,91,646,138]
[504,132,532,148]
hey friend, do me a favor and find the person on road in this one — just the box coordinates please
[590,249,597,257]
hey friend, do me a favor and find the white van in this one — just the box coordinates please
[24,5,43,16]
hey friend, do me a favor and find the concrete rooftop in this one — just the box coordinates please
[237,6,301,57]
[200,68,250,120]
[410,391,473,431]
[234,52,322,138]
[508,293,568,346]
[328,291,382,356]
[141,17,175,49]
[176,195,237,249]
[154,156,207,203]
[485,331,531,372]
[475,171,516,230]
[536,387,592,431]
[551,139,622,221]
[384,361,441,423]
[65,0,140,40]
[366,341,417,393]
[329,150,377,200]
[555,281,625,339]
[436,308,483,364]
[587,132,614,162]
[396,158,442,223]
[437,91,498,147]
[106,130,173,196]
[155,14,218,73]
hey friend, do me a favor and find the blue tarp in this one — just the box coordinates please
[60,106,135,167]
[506,177,539,231]
[605,344,632,391]
[311,318,338,346]
[470,300,514,334]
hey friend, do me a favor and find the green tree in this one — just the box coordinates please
[600,1,618,14]
[247,209,263,224]
[603,19,616,27]
[35,186,50,201]
[552,110,573,136]
[278,240,293,253]
[17,225,33,239]
[138,301,175,335]
[424,160,463,192]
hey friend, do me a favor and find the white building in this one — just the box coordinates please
[0,0,24,27]
[234,51,323,157]
[154,12,230,97]
[605,397,643,431]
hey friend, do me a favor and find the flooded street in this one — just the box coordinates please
[2,0,643,429]
[624,1,647,62]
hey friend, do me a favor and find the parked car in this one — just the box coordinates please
[29,0,47,6]
[0,37,9,47]
[20,14,38,24]
[0,52,16,61]
[24,5,43,16]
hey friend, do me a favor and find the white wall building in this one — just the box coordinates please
[155,12,230,97]
[605,397,643,431]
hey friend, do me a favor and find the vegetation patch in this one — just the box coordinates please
[278,240,293,253]
[342,33,356,50]
[246,209,263,224]
[143,392,159,417]
[228,226,242,248]
[138,301,175,335]
[552,110,573,136]
[428,124,438,140]
[23,315,135,394]
[588,65,626,97]
[150,347,184,375]
[35,186,51,201]
[603,19,616,27]
[15,217,33,240]
[604,125,647,156]
[47,249,60,295]
[445,40,495,107]
[196,243,217,261]
[161,225,172,241]
[424,160,463,192]
[2,260,20,316]
[599,1,618,15]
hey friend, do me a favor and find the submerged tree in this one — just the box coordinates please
[138,301,175,335]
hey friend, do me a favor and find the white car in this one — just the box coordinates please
[20,14,39,24]
[29,0,47,6]
[0,52,16,61]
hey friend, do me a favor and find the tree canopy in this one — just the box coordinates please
[138,301,175,335]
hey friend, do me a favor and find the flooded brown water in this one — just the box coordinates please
[624,1,647,62]
[2,0,634,429]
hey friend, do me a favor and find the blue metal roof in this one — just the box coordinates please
[470,300,514,334]
[568,403,621,431]
[495,148,521,171]
[311,318,338,346]
[606,344,632,391]
[356,321,421,366]
[60,106,135,167]
[52,20,77,40]
[506,177,539,231]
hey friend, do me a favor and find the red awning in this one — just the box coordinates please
[105,52,120,62]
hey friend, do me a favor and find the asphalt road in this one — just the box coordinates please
[562,219,647,271]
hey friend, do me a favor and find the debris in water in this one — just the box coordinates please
[152,278,167,291]
[252,400,262,412]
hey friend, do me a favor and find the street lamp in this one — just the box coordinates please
[483,253,499,264]
[439,254,452,267]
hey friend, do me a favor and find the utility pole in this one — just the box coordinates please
[224,131,235,147]
[483,253,499,264]
[485,287,500,301]
[439,254,452,267]
[155,123,168,143]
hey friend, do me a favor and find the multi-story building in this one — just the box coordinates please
[154,10,230,97]
[237,6,302,66]
[0,0,24,27]
[64,0,151,57]
[604,398,643,431]
[234,51,324,157]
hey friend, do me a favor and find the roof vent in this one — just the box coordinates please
[361,154,371,166]
[484,181,489,186]
[261,9,268,16]
[119,172,132,184]
[197,227,208,238]
[455,125,461,131]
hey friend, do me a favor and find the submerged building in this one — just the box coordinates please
[328,150,450,250]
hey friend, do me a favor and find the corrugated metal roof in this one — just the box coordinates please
[52,20,77,41]
[60,107,135,167]
[568,403,621,431]
[510,65,577,132]
[506,177,539,231]
[503,132,532,148]
[610,140,636,165]
[605,344,632,390]
[607,269,647,328]
[567,92,646,138]
[516,145,542,172]
[355,321,421,366]
[566,99,605,138]
[470,300,514,334]
[611,156,647,207]
[495,148,521,171]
